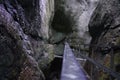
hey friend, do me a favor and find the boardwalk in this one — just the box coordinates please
[61,42,89,80]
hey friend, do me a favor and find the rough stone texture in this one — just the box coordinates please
[40,0,54,40]
[0,0,101,79]
[0,0,54,79]
[18,56,45,80]
[86,0,120,79]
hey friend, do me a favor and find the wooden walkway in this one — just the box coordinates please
[60,42,120,80]
[61,42,89,80]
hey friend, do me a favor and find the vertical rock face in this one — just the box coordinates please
[40,0,54,40]
[87,0,120,79]
[77,0,98,45]
[0,0,54,80]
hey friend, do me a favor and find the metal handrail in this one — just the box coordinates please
[75,50,120,80]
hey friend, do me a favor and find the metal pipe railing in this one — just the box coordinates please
[76,50,120,80]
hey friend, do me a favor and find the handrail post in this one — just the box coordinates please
[110,48,115,80]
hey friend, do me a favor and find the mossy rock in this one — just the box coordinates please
[38,44,55,71]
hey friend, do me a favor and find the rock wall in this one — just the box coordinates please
[87,0,120,79]
[0,0,54,79]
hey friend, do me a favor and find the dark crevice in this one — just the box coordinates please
[110,24,120,29]
[44,58,63,80]
[3,0,18,22]
[51,9,73,33]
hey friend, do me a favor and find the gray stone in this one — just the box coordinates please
[86,0,120,79]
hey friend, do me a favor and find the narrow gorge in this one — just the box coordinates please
[0,0,120,80]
